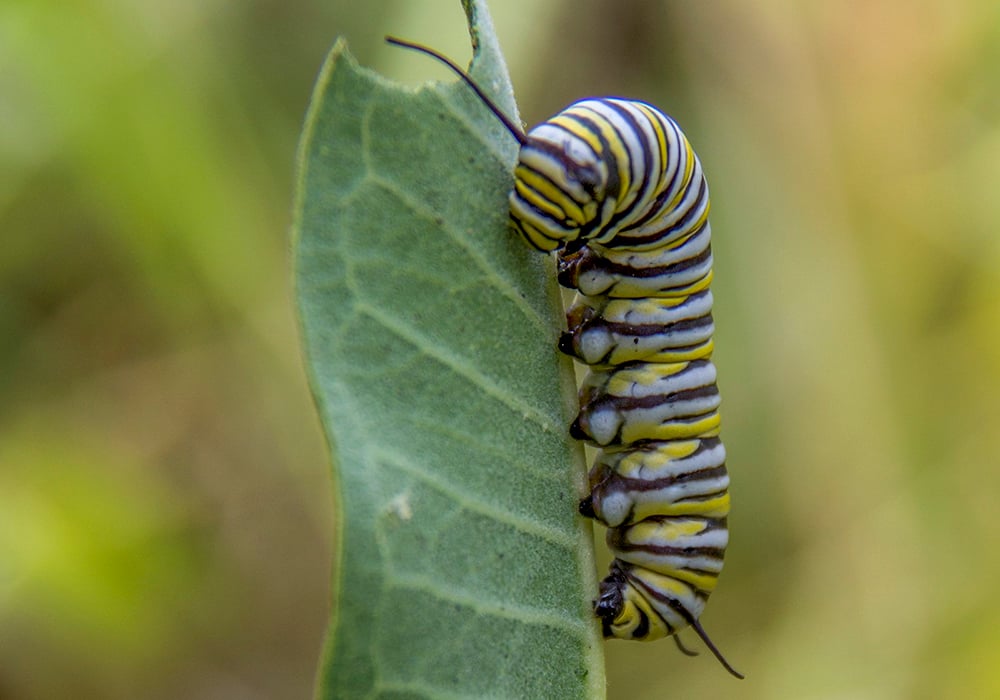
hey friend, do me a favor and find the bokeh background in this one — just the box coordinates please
[4,0,1000,697]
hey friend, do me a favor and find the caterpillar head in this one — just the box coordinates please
[509,114,617,252]
[380,40,619,254]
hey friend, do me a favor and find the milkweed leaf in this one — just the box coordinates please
[292,0,604,697]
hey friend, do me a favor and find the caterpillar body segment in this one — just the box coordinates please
[557,223,713,299]
[580,438,730,528]
[559,290,715,366]
[570,360,722,447]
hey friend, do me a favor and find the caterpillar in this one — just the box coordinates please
[387,37,742,679]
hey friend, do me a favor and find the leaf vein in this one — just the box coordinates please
[408,415,567,484]
[356,302,558,432]
[374,447,575,548]
[367,176,550,333]
[386,570,588,636]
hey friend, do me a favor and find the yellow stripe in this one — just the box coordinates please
[517,218,560,252]
[628,518,707,540]
[644,269,713,298]
[658,440,701,460]
[605,343,713,366]
[622,411,721,445]
[635,568,696,599]
[514,178,567,222]
[652,492,731,518]
[618,589,668,641]
[666,567,720,593]
[691,197,710,233]
[559,107,633,206]
[620,296,687,314]
[549,112,604,154]
[663,140,697,213]
[637,103,669,171]
[613,439,701,478]
[605,363,684,395]
[515,167,586,224]
[628,339,714,365]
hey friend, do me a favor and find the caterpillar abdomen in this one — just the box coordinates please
[571,360,722,447]
[581,438,730,528]
[559,291,715,366]
[557,224,714,299]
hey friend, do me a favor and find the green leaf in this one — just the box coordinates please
[292,1,605,698]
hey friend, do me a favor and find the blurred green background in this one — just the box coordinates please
[4,0,1000,697]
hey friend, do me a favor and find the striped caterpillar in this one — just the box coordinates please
[388,38,742,679]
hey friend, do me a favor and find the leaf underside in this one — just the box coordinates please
[292,1,604,698]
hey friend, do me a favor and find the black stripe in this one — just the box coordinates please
[557,229,711,294]
[558,111,621,225]
[623,116,689,231]
[514,155,585,223]
[509,213,556,252]
[615,463,729,493]
[613,536,727,559]
[614,541,728,564]
[598,100,656,231]
[594,313,714,340]
[606,176,709,249]
[598,235,712,279]
[626,567,699,623]
[600,383,720,411]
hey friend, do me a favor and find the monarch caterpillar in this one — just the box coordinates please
[387,37,742,679]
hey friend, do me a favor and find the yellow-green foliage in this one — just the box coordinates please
[4,0,1000,698]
